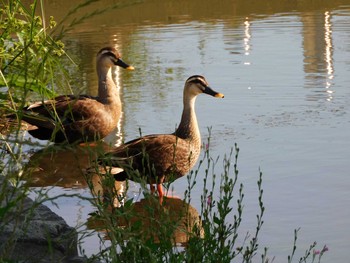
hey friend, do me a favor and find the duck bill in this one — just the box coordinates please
[204,86,224,98]
[115,59,135,70]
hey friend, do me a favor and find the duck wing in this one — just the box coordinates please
[22,95,97,128]
[100,134,195,181]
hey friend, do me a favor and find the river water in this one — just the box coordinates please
[23,0,350,261]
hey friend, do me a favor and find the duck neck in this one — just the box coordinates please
[97,64,119,105]
[175,95,201,144]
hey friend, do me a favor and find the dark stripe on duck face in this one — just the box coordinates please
[101,51,120,61]
[99,47,121,59]
[186,75,208,86]
[99,49,132,68]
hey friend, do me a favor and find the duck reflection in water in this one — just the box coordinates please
[23,142,127,208]
[87,197,204,246]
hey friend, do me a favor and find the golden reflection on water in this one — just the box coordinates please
[24,143,108,188]
[302,9,335,101]
[24,142,128,208]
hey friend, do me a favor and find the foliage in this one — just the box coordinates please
[0,0,69,108]
[0,1,73,261]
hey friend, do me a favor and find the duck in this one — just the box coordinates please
[97,75,224,202]
[16,47,134,143]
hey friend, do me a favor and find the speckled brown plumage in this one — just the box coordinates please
[18,47,134,143]
[98,75,224,199]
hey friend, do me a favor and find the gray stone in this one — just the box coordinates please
[0,176,87,263]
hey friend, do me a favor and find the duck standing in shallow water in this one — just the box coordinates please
[15,47,134,143]
[97,75,224,202]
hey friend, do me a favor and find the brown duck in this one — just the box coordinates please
[97,75,224,201]
[17,47,134,143]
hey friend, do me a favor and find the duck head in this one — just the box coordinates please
[97,47,134,70]
[184,75,224,98]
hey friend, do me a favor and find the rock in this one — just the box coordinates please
[0,176,87,263]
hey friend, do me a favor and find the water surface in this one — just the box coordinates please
[25,1,350,261]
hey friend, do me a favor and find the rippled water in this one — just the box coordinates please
[25,1,350,261]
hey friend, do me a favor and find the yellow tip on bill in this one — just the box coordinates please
[215,93,225,98]
[126,66,135,70]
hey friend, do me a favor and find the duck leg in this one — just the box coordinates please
[156,184,164,196]
[157,183,164,204]
[148,182,164,204]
